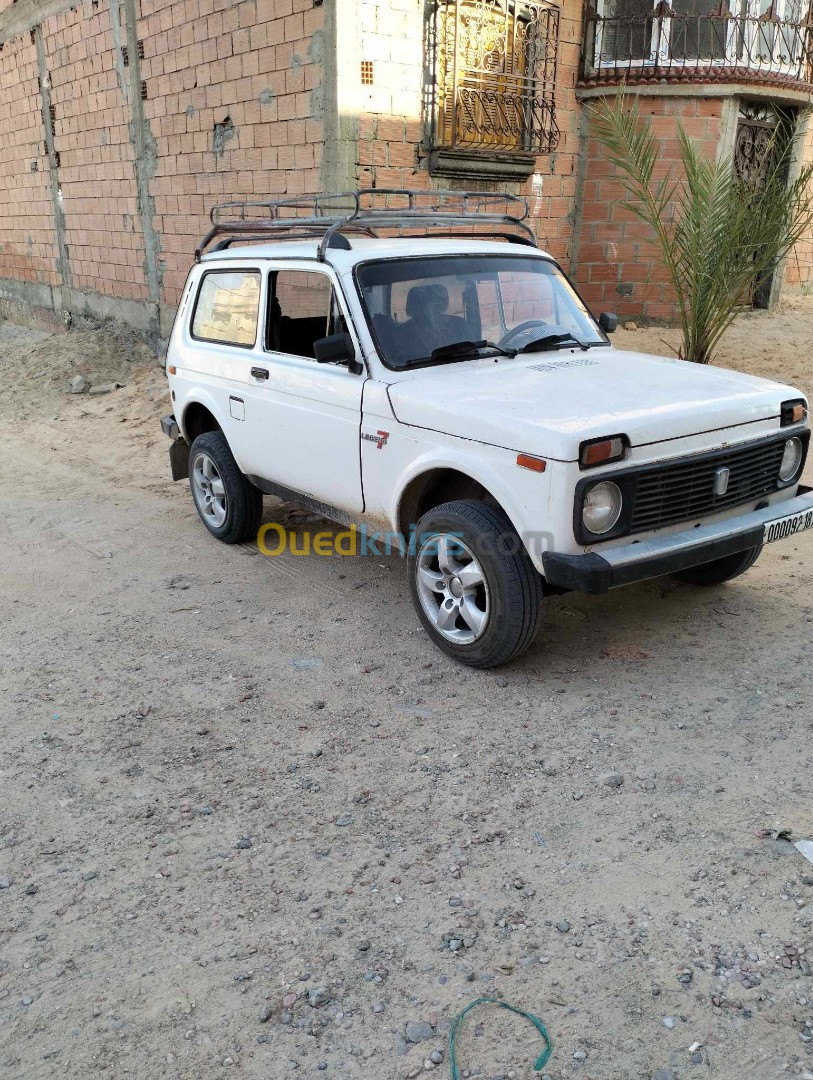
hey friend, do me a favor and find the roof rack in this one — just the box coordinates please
[195,189,537,261]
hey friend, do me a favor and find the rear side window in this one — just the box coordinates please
[191,270,261,347]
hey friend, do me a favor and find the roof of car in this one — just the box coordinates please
[199,236,555,270]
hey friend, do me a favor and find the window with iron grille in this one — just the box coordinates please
[431,0,560,159]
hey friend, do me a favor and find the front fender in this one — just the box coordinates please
[390,443,553,572]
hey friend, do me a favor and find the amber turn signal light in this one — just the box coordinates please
[781,398,807,426]
[579,434,628,469]
[516,454,546,473]
[168,365,177,375]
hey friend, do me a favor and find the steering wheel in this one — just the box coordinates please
[499,320,551,350]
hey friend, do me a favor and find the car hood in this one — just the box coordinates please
[385,346,797,459]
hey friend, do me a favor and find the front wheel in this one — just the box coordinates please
[408,500,542,668]
[671,544,762,586]
[188,430,263,544]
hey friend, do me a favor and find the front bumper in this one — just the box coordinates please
[542,486,813,594]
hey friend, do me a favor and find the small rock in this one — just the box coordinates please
[24,884,38,895]
[601,771,624,788]
[405,1020,434,1044]
[235,837,252,849]
[291,657,324,671]
[335,814,354,827]
[573,1050,587,1061]
[282,993,298,1008]
[624,321,637,331]
[556,920,570,933]
[0,879,10,889]
[419,872,437,885]
[308,987,331,1008]
[430,1049,444,1064]
[67,375,88,394]
[653,1070,675,1080]
[21,996,33,1006]
[662,1016,674,1029]
[259,1003,274,1023]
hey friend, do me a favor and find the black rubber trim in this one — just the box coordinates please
[169,439,190,481]
[160,414,180,440]
[542,525,764,595]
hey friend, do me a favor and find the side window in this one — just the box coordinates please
[268,270,346,359]
[191,270,260,347]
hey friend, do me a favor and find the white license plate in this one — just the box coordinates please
[764,507,813,544]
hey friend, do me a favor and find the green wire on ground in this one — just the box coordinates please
[448,996,553,1079]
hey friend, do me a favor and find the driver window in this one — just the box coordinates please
[267,270,346,359]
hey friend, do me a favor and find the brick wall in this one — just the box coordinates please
[352,0,585,268]
[573,96,726,322]
[142,0,324,307]
[0,33,60,288]
[2,0,813,338]
[45,3,149,302]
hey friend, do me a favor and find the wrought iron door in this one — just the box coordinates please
[734,101,796,306]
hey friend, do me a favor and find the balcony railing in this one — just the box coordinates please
[580,0,813,91]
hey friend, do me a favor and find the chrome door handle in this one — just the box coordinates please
[251,367,269,380]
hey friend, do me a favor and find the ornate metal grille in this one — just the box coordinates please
[432,0,560,154]
[580,0,813,90]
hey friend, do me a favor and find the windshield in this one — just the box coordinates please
[356,255,607,370]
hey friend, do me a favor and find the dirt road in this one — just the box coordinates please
[1,312,812,1080]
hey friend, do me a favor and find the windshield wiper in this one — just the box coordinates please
[401,339,516,368]
[519,333,590,353]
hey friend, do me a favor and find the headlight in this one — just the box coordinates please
[779,436,803,482]
[583,481,623,534]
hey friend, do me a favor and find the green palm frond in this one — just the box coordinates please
[588,88,813,364]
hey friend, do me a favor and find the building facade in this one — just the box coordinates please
[1,0,812,342]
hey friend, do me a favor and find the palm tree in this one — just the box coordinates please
[588,89,813,363]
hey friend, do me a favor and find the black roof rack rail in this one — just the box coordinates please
[195,189,537,261]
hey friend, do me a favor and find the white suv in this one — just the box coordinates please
[162,191,812,667]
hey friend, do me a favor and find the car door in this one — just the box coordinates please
[181,263,266,469]
[236,263,365,514]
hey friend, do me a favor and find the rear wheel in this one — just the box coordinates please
[671,544,762,586]
[408,499,542,668]
[189,430,263,544]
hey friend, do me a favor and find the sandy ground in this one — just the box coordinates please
[0,305,812,1080]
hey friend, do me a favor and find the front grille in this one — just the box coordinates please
[629,438,788,534]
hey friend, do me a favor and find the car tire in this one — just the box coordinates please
[408,499,543,668]
[188,430,263,544]
[671,544,762,586]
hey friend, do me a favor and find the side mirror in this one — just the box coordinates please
[598,312,618,334]
[314,332,363,374]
